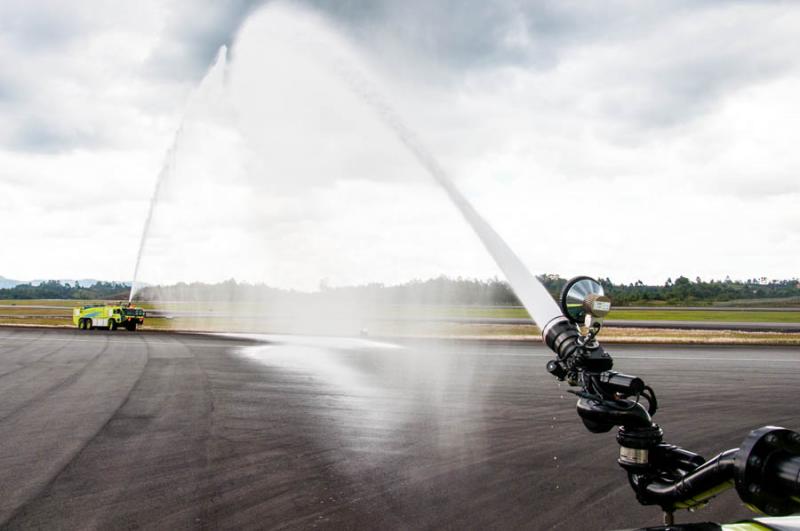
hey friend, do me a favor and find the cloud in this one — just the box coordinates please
[0,1,96,49]
[0,75,19,103]
[1,0,799,284]
[144,0,265,80]
[7,117,103,153]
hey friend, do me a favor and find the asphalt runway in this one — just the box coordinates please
[0,327,798,530]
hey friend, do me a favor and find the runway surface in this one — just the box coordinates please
[0,327,798,530]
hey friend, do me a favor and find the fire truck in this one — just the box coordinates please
[73,303,145,331]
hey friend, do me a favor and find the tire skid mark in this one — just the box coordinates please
[0,335,149,527]
[0,335,112,423]
[0,329,68,355]
[88,333,210,529]
[2,330,798,530]
[180,333,219,529]
[0,328,49,365]
[0,331,81,380]
[6,333,216,530]
[0,328,43,352]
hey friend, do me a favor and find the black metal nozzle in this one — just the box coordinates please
[542,317,613,376]
[543,317,581,362]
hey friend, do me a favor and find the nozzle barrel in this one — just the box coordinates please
[542,317,581,361]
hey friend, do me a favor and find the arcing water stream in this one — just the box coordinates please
[130,47,230,303]
[125,1,561,486]
[333,65,562,328]
[129,126,181,302]
[130,5,559,328]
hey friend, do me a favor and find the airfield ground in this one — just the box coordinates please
[2,300,800,344]
[0,327,798,530]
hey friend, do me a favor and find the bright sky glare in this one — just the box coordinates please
[1,1,798,287]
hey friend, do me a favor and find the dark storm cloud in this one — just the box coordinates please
[333,0,576,68]
[153,0,796,129]
[335,0,795,130]
[307,0,797,132]
[307,0,680,70]
[145,0,266,80]
[146,0,578,80]
[147,0,389,81]
[601,47,791,131]
[0,0,795,154]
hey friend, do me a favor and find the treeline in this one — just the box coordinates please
[134,275,800,306]
[135,277,521,306]
[0,280,130,300]
[3,276,799,306]
[539,275,800,306]
[596,276,800,305]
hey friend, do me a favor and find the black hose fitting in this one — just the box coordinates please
[618,425,664,450]
[735,426,800,515]
[629,448,738,510]
[616,425,664,469]
[542,317,613,376]
[576,397,653,433]
[621,426,800,514]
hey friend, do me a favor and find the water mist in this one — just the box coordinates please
[237,4,561,327]
[332,65,562,328]
[130,46,230,302]
[127,1,566,481]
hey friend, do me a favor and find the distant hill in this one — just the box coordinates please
[0,276,20,289]
[0,277,129,289]
[30,278,107,287]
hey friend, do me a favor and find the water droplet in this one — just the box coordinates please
[553,456,558,461]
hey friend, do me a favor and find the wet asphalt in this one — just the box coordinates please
[0,327,798,530]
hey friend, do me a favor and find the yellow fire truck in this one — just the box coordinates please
[73,303,145,331]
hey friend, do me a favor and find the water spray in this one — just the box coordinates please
[129,126,181,302]
[129,46,229,302]
[127,8,800,525]
[324,60,562,328]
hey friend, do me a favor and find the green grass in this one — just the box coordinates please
[383,306,800,323]
[606,309,800,323]
[2,300,799,324]
[0,299,158,310]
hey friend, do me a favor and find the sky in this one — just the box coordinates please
[1,0,799,288]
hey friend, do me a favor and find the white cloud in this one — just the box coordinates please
[0,0,188,279]
[1,0,798,286]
